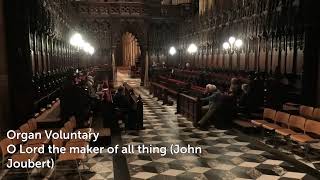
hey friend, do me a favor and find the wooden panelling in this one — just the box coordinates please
[272,48,279,72]
[232,53,237,70]
[213,53,217,67]
[297,48,304,74]
[259,49,266,72]
[218,53,223,68]
[29,33,35,75]
[240,52,245,70]
[281,49,286,73]
[208,53,212,66]
[224,54,229,69]
[286,47,293,73]
[267,50,272,72]
[249,51,255,71]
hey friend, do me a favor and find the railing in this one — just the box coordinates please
[150,82,201,123]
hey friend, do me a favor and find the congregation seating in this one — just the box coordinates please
[299,105,314,119]
[313,108,320,121]
[151,71,320,154]
[177,93,201,124]
[0,115,93,178]
[251,106,320,155]
[161,68,250,92]
[123,82,144,130]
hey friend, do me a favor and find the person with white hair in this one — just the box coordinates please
[201,84,219,110]
[194,84,221,129]
[185,62,190,69]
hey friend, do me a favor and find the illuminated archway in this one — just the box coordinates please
[121,32,141,67]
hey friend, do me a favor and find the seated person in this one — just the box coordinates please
[229,78,242,98]
[238,84,250,112]
[195,84,221,128]
[201,84,221,114]
[213,93,237,129]
[113,86,129,111]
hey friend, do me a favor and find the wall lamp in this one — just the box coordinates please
[223,36,243,52]
[187,43,198,54]
[169,46,177,56]
[70,33,95,55]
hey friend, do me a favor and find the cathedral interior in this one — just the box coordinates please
[0,0,320,179]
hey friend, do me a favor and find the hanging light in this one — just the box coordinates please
[187,43,198,54]
[169,46,177,56]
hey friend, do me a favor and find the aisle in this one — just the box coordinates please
[121,87,318,180]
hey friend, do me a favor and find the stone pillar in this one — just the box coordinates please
[112,47,117,84]
[144,51,149,86]
[140,46,146,86]
[131,38,134,67]
[126,35,129,67]
[133,39,137,66]
[0,0,11,133]
[125,35,129,67]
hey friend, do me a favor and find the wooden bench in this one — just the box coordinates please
[150,82,176,105]
[123,82,144,130]
[177,93,201,124]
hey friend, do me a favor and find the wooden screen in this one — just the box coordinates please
[286,47,293,73]
[259,49,266,72]
[280,49,286,73]
[249,51,255,71]
[218,53,223,68]
[240,52,246,70]
[272,48,279,72]
[224,54,230,69]
[297,48,304,74]
[232,53,237,70]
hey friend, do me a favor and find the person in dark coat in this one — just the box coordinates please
[213,94,237,129]
[113,86,129,111]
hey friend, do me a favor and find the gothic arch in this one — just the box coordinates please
[112,19,147,51]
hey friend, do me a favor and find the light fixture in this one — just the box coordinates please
[70,33,84,47]
[88,46,95,55]
[223,42,230,50]
[70,32,95,55]
[169,46,177,56]
[228,36,236,45]
[187,43,198,54]
[235,39,243,48]
[223,36,243,52]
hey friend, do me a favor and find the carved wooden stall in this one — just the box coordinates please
[178,0,304,76]
[5,0,82,126]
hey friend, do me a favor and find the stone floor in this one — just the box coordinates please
[121,87,319,180]
[1,71,320,179]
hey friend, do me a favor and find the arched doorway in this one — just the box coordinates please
[120,32,141,68]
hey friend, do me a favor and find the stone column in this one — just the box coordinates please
[133,39,137,66]
[126,34,130,65]
[144,51,149,86]
[112,47,117,84]
[131,38,134,67]
[126,35,129,67]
